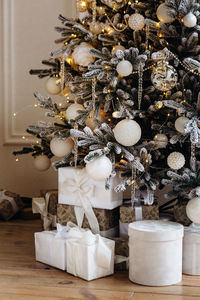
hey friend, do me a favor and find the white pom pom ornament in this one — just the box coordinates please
[33,155,51,171]
[66,103,85,120]
[86,156,112,181]
[114,119,141,146]
[46,77,61,95]
[186,197,200,224]
[116,60,133,77]
[153,134,168,148]
[128,13,145,31]
[175,116,189,134]
[156,3,176,23]
[167,152,185,170]
[72,42,95,67]
[183,12,197,28]
[50,137,74,157]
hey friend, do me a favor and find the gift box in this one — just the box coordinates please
[34,230,66,270]
[120,203,159,237]
[111,237,129,271]
[173,201,191,226]
[57,203,119,238]
[19,207,40,220]
[32,197,56,230]
[58,167,123,210]
[0,189,24,221]
[66,229,115,281]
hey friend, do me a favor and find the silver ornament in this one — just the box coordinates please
[100,0,128,10]
[151,61,178,91]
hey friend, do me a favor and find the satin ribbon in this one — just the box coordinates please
[133,190,154,221]
[0,190,19,213]
[32,197,56,230]
[60,169,100,234]
[115,255,129,270]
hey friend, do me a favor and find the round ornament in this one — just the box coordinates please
[50,137,74,157]
[89,22,102,34]
[113,119,141,146]
[46,77,61,95]
[151,62,178,91]
[153,133,168,148]
[86,155,112,181]
[66,103,85,120]
[186,197,200,224]
[183,12,197,28]
[100,0,128,10]
[33,155,51,171]
[72,42,95,67]
[116,60,133,77]
[85,111,105,130]
[156,3,176,23]
[112,44,125,55]
[167,152,185,170]
[175,116,189,134]
[128,13,145,31]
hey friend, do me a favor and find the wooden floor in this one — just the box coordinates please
[0,220,200,300]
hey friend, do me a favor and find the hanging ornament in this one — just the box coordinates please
[153,134,168,149]
[85,111,105,130]
[72,42,95,67]
[45,77,61,95]
[167,152,185,170]
[128,13,145,31]
[86,155,112,181]
[151,61,178,91]
[77,0,88,12]
[186,197,200,224]
[116,60,133,77]
[175,116,189,134]
[113,119,142,146]
[100,0,128,10]
[33,155,51,171]
[50,137,74,157]
[112,44,125,55]
[183,12,197,28]
[66,103,85,120]
[89,22,102,34]
[156,3,176,23]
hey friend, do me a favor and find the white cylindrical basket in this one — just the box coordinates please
[128,220,184,286]
[183,228,200,275]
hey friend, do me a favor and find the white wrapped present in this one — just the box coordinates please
[58,167,123,210]
[66,227,115,281]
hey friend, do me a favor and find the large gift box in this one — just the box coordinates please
[57,203,119,238]
[120,203,159,237]
[32,197,57,230]
[34,230,66,270]
[66,229,115,281]
[58,167,123,210]
[0,189,24,220]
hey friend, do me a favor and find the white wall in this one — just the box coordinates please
[0,0,75,197]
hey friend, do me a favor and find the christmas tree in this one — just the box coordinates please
[14,0,200,208]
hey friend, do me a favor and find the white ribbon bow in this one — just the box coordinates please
[0,190,19,213]
[61,169,100,234]
[32,197,56,230]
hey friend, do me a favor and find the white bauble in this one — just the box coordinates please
[114,119,141,146]
[128,13,145,31]
[186,197,200,224]
[167,152,185,170]
[183,12,197,28]
[116,60,133,77]
[33,155,51,171]
[112,44,125,55]
[175,116,189,134]
[86,155,112,181]
[153,133,168,148]
[156,3,176,23]
[50,137,74,157]
[85,111,105,130]
[72,42,95,67]
[66,103,85,120]
[46,77,61,95]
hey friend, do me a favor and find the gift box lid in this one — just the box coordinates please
[128,220,184,242]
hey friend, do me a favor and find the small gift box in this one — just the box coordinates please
[58,167,123,210]
[66,228,115,281]
[57,203,119,238]
[32,197,56,230]
[34,229,67,270]
[173,201,191,226]
[111,237,129,271]
[0,189,24,220]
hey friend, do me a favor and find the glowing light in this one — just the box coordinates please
[15,158,19,162]
[34,104,38,108]
[22,136,26,140]
[131,179,136,184]
[108,118,111,122]
[13,113,17,117]
[80,0,87,9]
